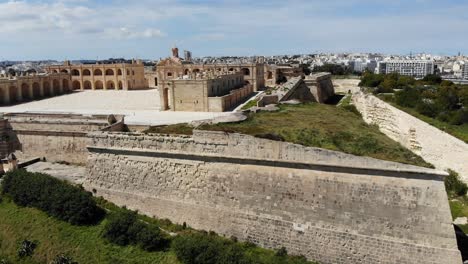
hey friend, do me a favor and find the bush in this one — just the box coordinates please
[17,240,37,258]
[172,233,250,264]
[1,170,104,225]
[415,101,438,118]
[102,210,168,251]
[445,170,468,198]
[395,88,421,108]
[449,109,468,126]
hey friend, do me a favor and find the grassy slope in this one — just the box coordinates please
[0,197,179,264]
[450,197,468,234]
[147,103,431,168]
[378,95,468,143]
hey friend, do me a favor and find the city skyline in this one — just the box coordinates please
[1,0,468,60]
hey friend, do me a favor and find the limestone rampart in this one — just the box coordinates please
[353,92,468,182]
[85,130,461,264]
[4,113,121,164]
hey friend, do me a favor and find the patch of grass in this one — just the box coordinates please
[198,103,431,167]
[241,99,258,110]
[0,196,179,264]
[379,95,468,143]
[145,123,194,135]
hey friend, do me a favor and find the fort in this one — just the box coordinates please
[0,72,72,105]
[45,60,147,90]
[0,48,464,263]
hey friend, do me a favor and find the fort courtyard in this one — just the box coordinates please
[0,89,233,125]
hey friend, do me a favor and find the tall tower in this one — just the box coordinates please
[172,46,179,58]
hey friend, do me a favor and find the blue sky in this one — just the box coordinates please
[0,0,467,60]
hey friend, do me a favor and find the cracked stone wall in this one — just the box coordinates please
[85,131,461,264]
[353,92,468,183]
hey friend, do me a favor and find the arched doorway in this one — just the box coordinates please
[95,80,103,90]
[32,82,41,98]
[72,69,80,76]
[117,69,123,76]
[0,89,5,105]
[94,69,103,76]
[72,80,81,90]
[105,69,114,76]
[184,69,190,75]
[43,81,51,97]
[106,80,115,90]
[8,86,17,104]
[83,69,91,76]
[63,79,70,93]
[53,79,60,94]
[241,68,250,76]
[118,81,123,90]
[154,77,158,86]
[60,69,69,74]
[21,83,30,101]
[267,71,273,79]
[84,80,92,90]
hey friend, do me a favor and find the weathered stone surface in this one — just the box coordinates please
[85,130,461,264]
[353,92,468,183]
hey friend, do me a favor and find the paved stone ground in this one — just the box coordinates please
[25,161,86,184]
[0,90,233,126]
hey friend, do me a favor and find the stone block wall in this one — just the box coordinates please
[353,92,468,182]
[85,130,461,264]
[4,113,118,165]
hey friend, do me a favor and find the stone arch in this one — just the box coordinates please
[193,69,200,73]
[94,69,103,76]
[84,80,92,90]
[32,82,41,98]
[217,68,221,72]
[106,80,115,90]
[21,83,30,100]
[167,72,173,77]
[117,69,123,75]
[63,79,70,92]
[72,80,81,90]
[241,68,250,76]
[95,80,103,90]
[267,71,273,79]
[43,81,51,96]
[184,69,190,75]
[228,68,234,72]
[71,69,80,76]
[83,69,91,76]
[60,69,69,74]
[52,70,58,73]
[105,69,114,76]
[118,81,123,90]
[53,79,60,94]
[8,86,17,104]
[154,77,158,86]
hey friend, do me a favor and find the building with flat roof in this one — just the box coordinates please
[160,71,253,112]
[155,47,265,91]
[45,60,147,90]
[378,60,434,78]
[463,63,468,80]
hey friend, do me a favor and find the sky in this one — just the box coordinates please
[0,0,468,60]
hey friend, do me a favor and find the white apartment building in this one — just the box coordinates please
[378,60,434,78]
[463,63,468,80]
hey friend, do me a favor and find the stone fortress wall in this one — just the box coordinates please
[84,130,461,264]
[45,60,147,90]
[0,72,72,105]
[3,113,121,164]
[353,92,468,183]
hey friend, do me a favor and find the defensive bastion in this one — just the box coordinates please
[85,130,462,264]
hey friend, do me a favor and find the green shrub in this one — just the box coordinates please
[172,233,250,264]
[449,109,468,126]
[445,170,468,198]
[1,170,104,225]
[102,210,168,252]
[395,88,420,108]
[415,101,438,118]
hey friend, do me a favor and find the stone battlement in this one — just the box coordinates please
[85,130,461,264]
